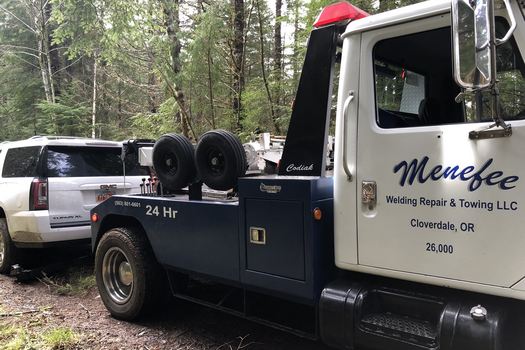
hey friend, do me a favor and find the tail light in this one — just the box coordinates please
[30,178,48,210]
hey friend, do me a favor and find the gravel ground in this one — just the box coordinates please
[0,249,330,350]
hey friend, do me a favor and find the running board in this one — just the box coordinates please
[320,280,516,350]
[360,312,437,348]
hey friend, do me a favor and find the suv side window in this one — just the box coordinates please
[46,146,149,177]
[2,147,41,177]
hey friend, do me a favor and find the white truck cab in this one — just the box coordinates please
[334,0,525,300]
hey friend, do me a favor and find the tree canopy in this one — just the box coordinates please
[0,0,421,142]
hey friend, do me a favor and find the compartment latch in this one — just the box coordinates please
[249,227,266,245]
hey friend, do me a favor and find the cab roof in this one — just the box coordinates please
[343,0,450,36]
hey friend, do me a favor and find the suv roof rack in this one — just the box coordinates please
[29,135,89,140]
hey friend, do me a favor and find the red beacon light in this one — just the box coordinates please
[313,2,369,28]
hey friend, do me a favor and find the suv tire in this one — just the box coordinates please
[195,130,246,190]
[95,227,163,320]
[0,218,17,274]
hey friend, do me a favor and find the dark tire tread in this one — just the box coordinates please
[95,227,163,321]
[0,218,17,274]
[215,129,246,179]
[153,133,196,191]
[195,129,246,190]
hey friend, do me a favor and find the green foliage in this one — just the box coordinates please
[40,266,96,297]
[41,327,79,349]
[0,324,80,350]
[35,99,91,137]
[130,98,181,139]
[1,328,29,350]
[1,0,433,143]
[181,2,230,134]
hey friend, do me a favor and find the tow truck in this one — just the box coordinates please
[90,0,525,348]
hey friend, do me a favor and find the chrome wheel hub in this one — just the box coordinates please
[118,261,133,286]
[102,247,133,304]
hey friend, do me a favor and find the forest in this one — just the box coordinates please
[0,0,422,142]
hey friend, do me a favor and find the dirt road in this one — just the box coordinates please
[0,252,329,350]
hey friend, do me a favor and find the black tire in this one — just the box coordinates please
[0,218,17,274]
[153,133,196,191]
[195,129,247,191]
[95,227,163,320]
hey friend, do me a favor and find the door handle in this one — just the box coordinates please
[342,90,355,181]
[496,0,516,46]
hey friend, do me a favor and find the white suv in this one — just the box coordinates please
[0,136,150,273]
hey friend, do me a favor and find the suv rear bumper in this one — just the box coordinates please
[8,210,90,244]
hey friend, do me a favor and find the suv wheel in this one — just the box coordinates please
[0,218,17,274]
[95,227,163,320]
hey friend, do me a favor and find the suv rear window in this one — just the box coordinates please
[2,147,41,177]
[46,146,149,177]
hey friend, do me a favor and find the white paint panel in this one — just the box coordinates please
[354,15,525,288]
[333,33,361,266]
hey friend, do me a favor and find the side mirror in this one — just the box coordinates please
[451,0,492,89]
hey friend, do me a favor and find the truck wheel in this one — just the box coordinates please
[195,129,247,190]
[0,218,17,274]
[153,133,196,191]
[95,227,162,320]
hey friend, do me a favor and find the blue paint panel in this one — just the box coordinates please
[92,176,334,302]
[147,200,239,281]
[246,199,305,280]
[239,177,334,302]
[93,196,240,282]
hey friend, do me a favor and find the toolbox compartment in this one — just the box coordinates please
[239,177,334,302]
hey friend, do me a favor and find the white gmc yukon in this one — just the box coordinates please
[0,136,150,273]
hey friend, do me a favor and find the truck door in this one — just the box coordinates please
[353,15,525,287]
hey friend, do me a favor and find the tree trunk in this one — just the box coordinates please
[207,45,216,128]
[148,61,158,113]
[37,38,53,103]
[256,0,278,133]
[273,0,282,133]
[91,58,97,139]
[292,0,301,86]
[39,0,55,103]
[162,0,193,138]
[26,0,55,104]
[232,0,245,132]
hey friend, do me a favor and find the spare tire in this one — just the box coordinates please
[195,130,247,191]
[153,133,196,191]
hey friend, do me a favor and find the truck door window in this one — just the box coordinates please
[375,61,426,127]
[373,21,525,129]
[374,27,462,128]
